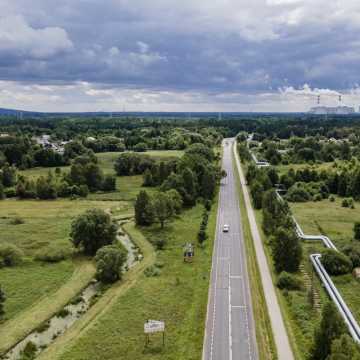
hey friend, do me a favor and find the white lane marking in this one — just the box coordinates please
[228,261,233,360]
[232,305,247,309]
[230,275,242,279]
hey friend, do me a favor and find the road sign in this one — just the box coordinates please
[144,320,165,334]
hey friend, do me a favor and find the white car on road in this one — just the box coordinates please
[223,224,229,232]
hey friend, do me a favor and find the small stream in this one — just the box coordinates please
[2,222,139,360]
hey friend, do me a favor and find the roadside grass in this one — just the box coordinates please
[239,159,323,359]
[232,155,277,360]
[50,201,217,360]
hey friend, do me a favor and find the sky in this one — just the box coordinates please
[1,0,360,112]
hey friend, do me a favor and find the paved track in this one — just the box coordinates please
[203,139,258,360]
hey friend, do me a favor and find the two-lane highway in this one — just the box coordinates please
[203,139,258,360]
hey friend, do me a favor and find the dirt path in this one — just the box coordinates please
[233,141,294,360]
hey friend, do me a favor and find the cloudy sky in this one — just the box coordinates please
[1,0,360,112]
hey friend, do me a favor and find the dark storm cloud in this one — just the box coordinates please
[1,0,360,111]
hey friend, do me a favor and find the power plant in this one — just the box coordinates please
[309,94,356,115]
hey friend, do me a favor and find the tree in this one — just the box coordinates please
[200,167,216,200]
[250,181,264,209]
[166,189,183,214]
[181,167,197,206]
[0,182,4,200]
[143,169,153,187]
[0,285,5,318]
[272,227,302,273]
[328,334,360,360]
[134,190,154,226]
[70,209,117,256]
[36,176,57,199]
[101,175,116,191]
[153,192,174,228]
[310,302,346,360]
[2,164,17,187]
[354,222,360,240]
[95,245,127,283]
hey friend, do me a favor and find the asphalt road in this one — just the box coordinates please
[203,139,258,360]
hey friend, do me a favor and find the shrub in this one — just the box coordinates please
[4,188,16,198]
[342,244,360,268]
[155,239,167,250]
[9,216,25,225]
[198,229,208,244]
[34,247,71,263]
[277,271,302,290]
[355,222,360,241]
[204,200,212,211]
[56,308,70,318]
[342,199,349,208]
[20,341,37,359]
[329,195,335,202]
[321,249,352,275]
[144,265,161,277]
[286,184,311,202]
[0,243,23,267]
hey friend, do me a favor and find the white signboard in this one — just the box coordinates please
[144,320,165,334]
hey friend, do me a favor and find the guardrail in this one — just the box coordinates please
[244,137,360,343]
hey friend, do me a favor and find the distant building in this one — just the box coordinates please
[309,106,355,115]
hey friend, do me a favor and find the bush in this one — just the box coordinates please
[286,183,311,202]
[20,341,37,359]
[144,265,161,277]
[155,239,167,250]
[354,222,360,240]
[9,216,25,225]
[0,243,23,267]
[342,198,349,208]
[321,249,352,275]
[34,247,71,263]
[329,195,335,202]
[4,188,16,198]
[342,244,360,268]
[277,271,302,290]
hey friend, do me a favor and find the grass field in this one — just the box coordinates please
[50,201,217,360]
[20,150,183,179]
[87,175,156,202]
[290,197,358,249]
[0,200,123,322]
[291,197,360,327]
[276,162,335,175]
